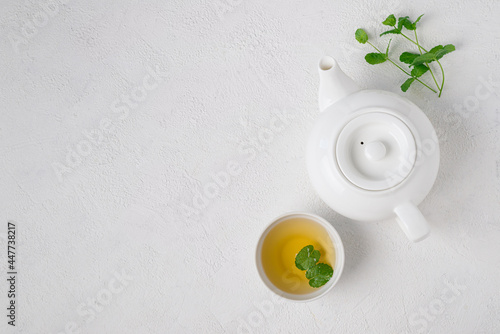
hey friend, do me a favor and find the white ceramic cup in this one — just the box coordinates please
[255,212,345,302]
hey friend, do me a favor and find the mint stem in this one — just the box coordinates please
[437,60,445,97]
[399,31,428,51]
[367,42,437,93]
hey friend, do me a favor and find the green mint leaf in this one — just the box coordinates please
[411,64,429,77]
[401,77,415,92]
[402,19,415,30]
[411,52,436,66]
[412,14,424,28]
[355,29,369,44]
[397,16,411,30]
[434,44,455,60]
[295,245,320,271]
[400,52,420,65]
[306,263,334,288]
[429,45,444,54]
[380,29,400,36]
[382,14,396,26]
[365,52,387,65]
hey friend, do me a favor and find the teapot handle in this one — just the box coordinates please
[394,202,430,242]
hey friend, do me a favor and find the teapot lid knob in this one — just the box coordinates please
[364,141,387,161]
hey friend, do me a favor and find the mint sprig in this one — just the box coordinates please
[355,14,456,97]
[295,245,333,288]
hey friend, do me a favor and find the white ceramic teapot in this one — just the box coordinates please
[306,56,440,242]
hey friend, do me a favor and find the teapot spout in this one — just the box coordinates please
[318,56,360,112]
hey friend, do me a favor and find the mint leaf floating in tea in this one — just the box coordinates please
[306,263,334,288]
[295,245,334,288]
[295,245,320,270]
[355,13,456,97]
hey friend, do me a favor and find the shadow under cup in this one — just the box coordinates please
[255,212,345,302]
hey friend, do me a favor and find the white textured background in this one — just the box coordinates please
[1,0,500,333]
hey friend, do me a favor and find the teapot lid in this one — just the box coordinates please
[336,112,416,191]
